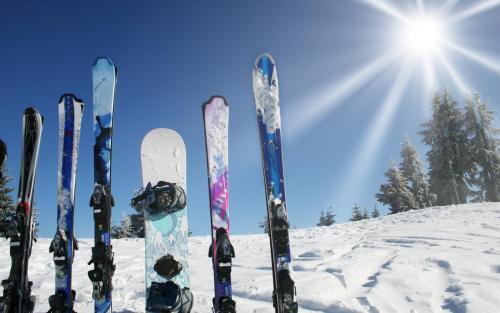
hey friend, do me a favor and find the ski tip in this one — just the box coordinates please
[24,107,44,123]
[93,57,118,83]
[202,95,229,111]
[254,53,276,69]
[24,107,39,115]
[93,57,115,68]
[58,93,84,104]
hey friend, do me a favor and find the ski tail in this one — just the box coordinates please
[202,96,236,313]
[1,107,43,313]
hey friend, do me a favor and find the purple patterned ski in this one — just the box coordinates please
[203,96,236,313]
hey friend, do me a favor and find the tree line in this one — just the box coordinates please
[377,90,500,214]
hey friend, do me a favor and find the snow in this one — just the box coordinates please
[1,203,499,312]
[203,96,228,181]
[253,64,281,134]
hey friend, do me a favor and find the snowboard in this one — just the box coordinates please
[48,94,84,313]
[202,96,236,313]
[252,53,298,313]
[139,128,190,312]
[0,107,44,313]
[88,57,117,313]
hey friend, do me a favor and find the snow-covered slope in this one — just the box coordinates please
[1,203,499,312]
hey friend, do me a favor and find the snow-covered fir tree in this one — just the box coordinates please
[464,93,500,202]
[317,206,335,226]
[376,161,416,214]
[350,204,364,221]
[362,209,369,220]
[420,90,470,205]
[371,206,380,218]
[111,212,134,239]
[0,165,15,236]
[400,135,435,208]
[120,213,133,238]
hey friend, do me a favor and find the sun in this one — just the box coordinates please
[399,15,446,56]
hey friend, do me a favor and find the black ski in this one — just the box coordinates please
[0,108,44,313]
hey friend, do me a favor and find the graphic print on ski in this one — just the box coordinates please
[202,96,236,313]
[48,95,84,313]
[139,129,191,312]
[88,57,117,313]
[0,108,43,313]
[252,54,298,313]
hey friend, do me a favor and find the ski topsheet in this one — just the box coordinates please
[203,96,236,313]
[0,107,43,313]
[139,128,190,312]
[252,54,298,313]
[88,57,117,313]
[49,94,84,313]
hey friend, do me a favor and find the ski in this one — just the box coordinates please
[0,139,6,174]
[202,96,236,313]
[48,95,84,313]
[252,53,298,313]
[132,128,193,313]
[0,107,44,313]
[88,57,117,313]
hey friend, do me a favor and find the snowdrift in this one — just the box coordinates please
[1,202,499,312]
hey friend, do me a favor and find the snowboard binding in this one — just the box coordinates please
[270,199,290,257]
[146,281,193,313]
[208,228,235,283]
[47,290,76,313]
[273,269,298,313]
[87,242,115,300]
[132,181,186,215]
[154,254,183,280]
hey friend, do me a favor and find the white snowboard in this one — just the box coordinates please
[140,128,190,296]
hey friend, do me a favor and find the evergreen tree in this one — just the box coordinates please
[371,205,380,218]
[350,204,364,221]
[111,223,122,239]
[400,135,435,208]
[0,165,15,236]
[464,93,500,202]
[420,90,470,205]
[376,161,416,214]
[317,210,326,226]
[362,209,369,220]
[120,213,133,238]
[317,206,335,226]
[324,207,336,225]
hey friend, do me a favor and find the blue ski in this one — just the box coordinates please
[48,95,84,313]
[252,53,298,313]
[88,57,117,313]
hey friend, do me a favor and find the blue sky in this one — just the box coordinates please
[1,1,500,238]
